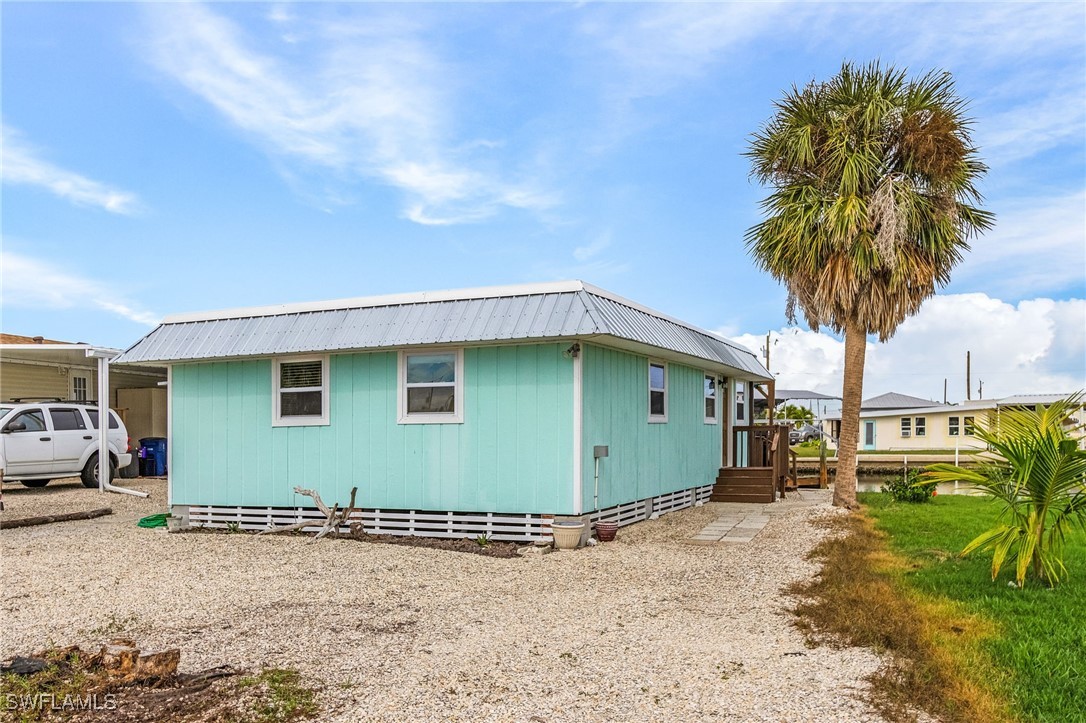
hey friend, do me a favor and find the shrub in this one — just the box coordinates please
[925,394,1086,587]
[881,469,936,503]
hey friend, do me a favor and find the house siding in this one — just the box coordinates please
[580,343,721,511]
[871,410,991,451]
[170,344,575,513]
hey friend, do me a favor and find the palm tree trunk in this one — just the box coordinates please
[834,319,867,508]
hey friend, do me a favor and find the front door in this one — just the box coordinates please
[2,408,54,476]
[862,420,876,450]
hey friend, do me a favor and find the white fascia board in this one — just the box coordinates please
[162,280,588,324]
[0,344,102,352]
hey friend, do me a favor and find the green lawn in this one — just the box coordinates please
[860,492,1086,722]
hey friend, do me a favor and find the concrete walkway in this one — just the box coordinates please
[687,489,831,545]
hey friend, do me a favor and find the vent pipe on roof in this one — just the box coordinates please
[32,336,43,344]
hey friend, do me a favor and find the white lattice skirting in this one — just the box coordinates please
[186,483,714,542]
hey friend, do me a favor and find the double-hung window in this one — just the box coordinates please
[273,356,329,426]
[914,417,927,437]
[648,361,667,422]
[704,374,717,424]
[948,416,960,436]
[399,350,463,424]
[964,416,976,436]
[900,417,912,437]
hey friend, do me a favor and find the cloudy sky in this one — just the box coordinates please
[2,2,1083,402]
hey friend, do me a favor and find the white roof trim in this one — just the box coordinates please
[163,280,588,324]
[0,344,107,352]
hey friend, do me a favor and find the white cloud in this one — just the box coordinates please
[573,230,612,262]
[729,293,1086,403]
[1,124,140,214]
[142,3,553,225]
[0,250,159,326]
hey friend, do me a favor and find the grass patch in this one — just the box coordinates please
[862,493,1086,722]
[790,512,1010,722]
[236,668,319,723]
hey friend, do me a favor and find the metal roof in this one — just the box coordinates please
[861,392,939,410]
[115,281,771,380]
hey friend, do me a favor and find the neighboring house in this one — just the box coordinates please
[0,334,168,462]
[115,281,773,539]
[827,393,1077,452]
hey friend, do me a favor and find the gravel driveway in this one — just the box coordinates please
[1,479,886,722]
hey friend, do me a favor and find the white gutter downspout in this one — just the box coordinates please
[86,348,149,498]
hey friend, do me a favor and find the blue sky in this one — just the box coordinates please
[2,2,1084,400]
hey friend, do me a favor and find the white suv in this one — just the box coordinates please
[0,402,133,488]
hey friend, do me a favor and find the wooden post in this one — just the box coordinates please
[766,380,776,422]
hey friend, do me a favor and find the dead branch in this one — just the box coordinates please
[258,486,359,541]
[1,507,112,530]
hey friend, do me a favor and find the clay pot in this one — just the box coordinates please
[595,521,618,542]
[551,521,585,550]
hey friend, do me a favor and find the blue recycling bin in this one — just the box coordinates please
[139,437,168,477]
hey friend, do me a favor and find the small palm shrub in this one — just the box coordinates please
[881,469,936,503]
[924,395,1086,587]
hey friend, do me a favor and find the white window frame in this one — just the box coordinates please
[900,417,912,437]
[948,416,960,437]
[648,360,668,423]
[71,374,89,402]
[398,348,464,425]
[964,416,976,436]
[272,355,330,427]
[703,373,718,425]
[914,416,926,437]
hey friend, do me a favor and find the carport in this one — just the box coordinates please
[0,340,166,497]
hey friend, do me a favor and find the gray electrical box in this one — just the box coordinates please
[593,445,609,458]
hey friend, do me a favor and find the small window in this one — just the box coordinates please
[71,376,88,402]
[648,362,667,422]
[704,375,717,424]
[914,417,926,437]
[49,408,87,431]
[964,416,976,436]
[948,416,960,436]
[273,357,330,427]
[399,350,463,424]
[6,409,46,433]
[900,417,912,437]
[87,409,120,429]
[735,387,746,423]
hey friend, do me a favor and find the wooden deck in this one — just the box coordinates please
[712,423,800,503]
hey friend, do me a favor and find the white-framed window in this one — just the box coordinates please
[398,349,464,424]
[273,356,330,427]
[735,385,746,423]
[915,417,927,437]
[648,361,667,423]
[964,416,976,436]
[900,417,912,437]
[704,374,718,424]
[71,375,88,402]
[948,416,960,436]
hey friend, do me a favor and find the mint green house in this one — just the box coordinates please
[116,282,771,540]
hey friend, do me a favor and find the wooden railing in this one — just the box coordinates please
[732,424,797,499]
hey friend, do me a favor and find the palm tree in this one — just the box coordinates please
[924,396,1086,586]
[745,61,994,508]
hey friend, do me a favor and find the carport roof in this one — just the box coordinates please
[115,281,772,380]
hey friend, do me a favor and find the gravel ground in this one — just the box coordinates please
[1,480,887,722]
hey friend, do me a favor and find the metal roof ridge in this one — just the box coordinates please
[161,280,589,324]
[580,283,762,361]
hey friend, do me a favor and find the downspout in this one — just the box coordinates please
[87,348,149,498]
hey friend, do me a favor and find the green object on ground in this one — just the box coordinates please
[137,513,169,529]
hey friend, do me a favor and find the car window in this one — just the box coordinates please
[0,406,13,418]
[86,409,120,430]
[7,409,46,433]
[49,408,88,431]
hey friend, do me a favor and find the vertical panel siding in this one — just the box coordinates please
[171,344,575,514]
[580,343,721,510]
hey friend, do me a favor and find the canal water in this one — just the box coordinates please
[854,473,980,496]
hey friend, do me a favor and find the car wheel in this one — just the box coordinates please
[804,434,816,442]
[81,454,117,488]
[20,479,51,488]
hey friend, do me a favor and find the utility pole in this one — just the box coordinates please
[966,351,971,401]
[763,332,771,371]
[978,380,984,399]
[943,378,947,404]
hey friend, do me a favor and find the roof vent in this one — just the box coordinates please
[32,336,44,344]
